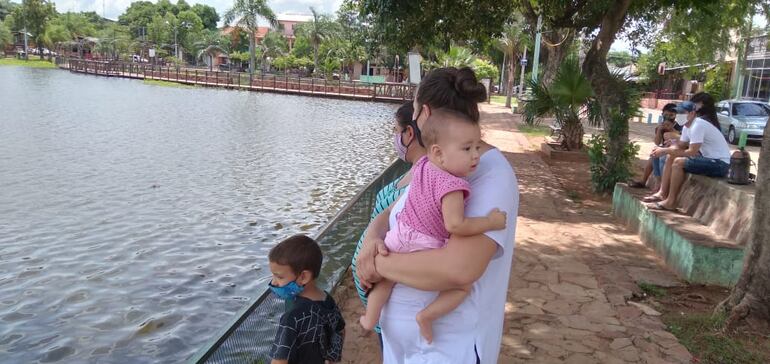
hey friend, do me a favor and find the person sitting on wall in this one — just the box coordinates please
[629,103,681,191]
[643,100,731,211]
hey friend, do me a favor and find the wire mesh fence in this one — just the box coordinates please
[190,159,410,364]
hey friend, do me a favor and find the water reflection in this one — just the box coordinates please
[0,67,396,363]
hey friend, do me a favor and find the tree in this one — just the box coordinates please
[0,0,18,21]
[118,1,157,36]
[0,20,11,49]
[496,16,530,108]
[524,57,592,150]
[607,50,632,68]
[195,28,229,70]
[176,9,204,59]
[358,0,514,53]
[14,0,57,59]
[435,44,475,68]
[472,58,499,83]
[223,0,277,75]
[191,4,219,30]
[259,30,286,70]
[719,127,770,332]
[300,7,334,75]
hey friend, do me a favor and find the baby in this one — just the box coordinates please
[359,108,506,343]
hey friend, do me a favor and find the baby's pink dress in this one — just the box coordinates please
[384,156,470,253]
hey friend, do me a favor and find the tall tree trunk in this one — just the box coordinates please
[505,54,517,109]
[562,118,584,151]
[248,32,256,75]
[719,127,770,332]
[313,44,319,75]
[582,0,633,185]
[541,29,573,86]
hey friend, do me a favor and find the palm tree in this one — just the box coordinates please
[496,16,530,108]
[524,57,593,151]
[258,30,286,71]
[436,45,475,68]
[195,29,229,70]
[223,0,277,75]
[303,7,331,75]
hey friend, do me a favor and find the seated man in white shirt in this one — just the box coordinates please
[645,101,731,211]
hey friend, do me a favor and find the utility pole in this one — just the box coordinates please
[732,9,754,99]
[500,52,506,95]
[531,14,542,83]
[22,15,29,60]
[519,46,528,96]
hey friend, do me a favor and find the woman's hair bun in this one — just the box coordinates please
[454,67,487,103]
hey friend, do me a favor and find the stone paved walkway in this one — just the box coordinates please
[336,105,694,363]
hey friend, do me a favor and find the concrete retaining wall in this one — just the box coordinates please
[613,184,745,286]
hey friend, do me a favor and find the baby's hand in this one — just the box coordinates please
[487,208,507,230]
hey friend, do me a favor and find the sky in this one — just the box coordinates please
[15,0,345,22]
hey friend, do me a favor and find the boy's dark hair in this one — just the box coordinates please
[269,235,323,279]
[423,108,478,146]
[662,103,677,112]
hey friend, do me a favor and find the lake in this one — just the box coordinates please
[0,66,397,363]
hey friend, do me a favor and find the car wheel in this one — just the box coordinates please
[728,126,737,145]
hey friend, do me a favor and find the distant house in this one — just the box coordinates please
[5,31,34,55]
[220,13,312,51]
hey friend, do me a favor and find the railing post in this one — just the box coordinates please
[195,70,198,84]
[339,79,341,95]
[238,73,241,88]
[324,78,327,95]
[176,67,179,81]
[311,77,314,95]
[353,81,357,97]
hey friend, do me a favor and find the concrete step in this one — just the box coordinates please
[612,183,744,287]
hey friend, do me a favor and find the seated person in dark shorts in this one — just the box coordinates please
[630,103,681,190]
[644,101,731,211]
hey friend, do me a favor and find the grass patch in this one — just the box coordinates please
[565,190,582,203]
[665,312,768,363]
[638,282,667,298]
[490,94,518,106]
[517,124,551,137]
[0,57,57,68]
[142,79,194,88]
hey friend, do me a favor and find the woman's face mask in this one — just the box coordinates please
[394,130,410,161]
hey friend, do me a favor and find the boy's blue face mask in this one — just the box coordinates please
[268,280,304,300]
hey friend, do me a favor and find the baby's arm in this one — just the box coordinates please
[442,191,506,236]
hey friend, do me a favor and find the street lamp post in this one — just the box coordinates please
[167,21,191,61]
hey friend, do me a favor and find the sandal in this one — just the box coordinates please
[642,195,662,203]
[648,202,677,212]
[628,180,646,188]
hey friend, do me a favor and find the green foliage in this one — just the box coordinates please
[0,20,11,49]
[524,57,592,126]
[191,4,219,30]
[638,282,667,298]
[0,0,18,21]
[118,1,157,35]
[586,131,640,193]
[13,0,57,55]
[472,58,499,82]
[607,50,632,68]
[359,0,514,53]
[435,44,474,68]
[272,54,312,71]
[665,312,768,364]
[704,63,732,101]
[224,0,277,73]
[290,35,312,59]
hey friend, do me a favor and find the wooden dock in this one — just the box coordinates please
[64,60,415,104]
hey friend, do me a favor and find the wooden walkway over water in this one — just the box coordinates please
[65,60,415,104]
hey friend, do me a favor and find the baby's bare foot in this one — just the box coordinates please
[416,311,435,344]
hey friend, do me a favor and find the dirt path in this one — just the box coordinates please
[337,104,694,363]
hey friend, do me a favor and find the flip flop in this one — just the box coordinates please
[628,181,646,188]
[642,195,662,203]
[648,202,676,212]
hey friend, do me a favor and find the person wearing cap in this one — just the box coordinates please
[643,100,731,211]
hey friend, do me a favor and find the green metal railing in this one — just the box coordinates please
[190,159,410,364]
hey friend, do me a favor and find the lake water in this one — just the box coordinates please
[0,66,396,363]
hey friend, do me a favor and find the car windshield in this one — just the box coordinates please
[732,103,770,117]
